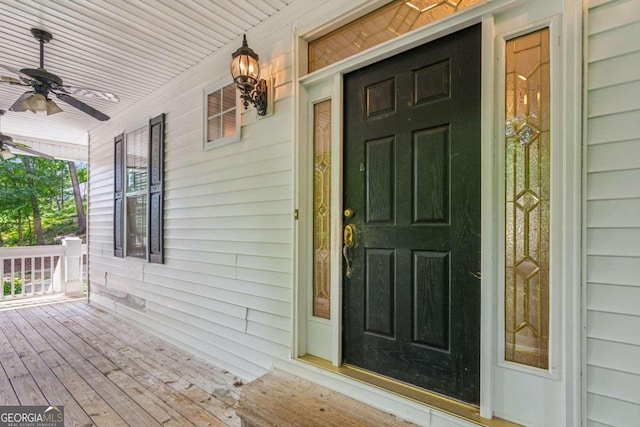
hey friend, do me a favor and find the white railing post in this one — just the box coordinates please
[62,237,83,296]
[52,252,64,293]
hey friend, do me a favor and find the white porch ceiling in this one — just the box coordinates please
[0,0,294,145]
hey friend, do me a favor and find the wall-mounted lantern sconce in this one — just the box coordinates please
[231,35,269,116]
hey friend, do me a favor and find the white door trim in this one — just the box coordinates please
[291,0,583,424]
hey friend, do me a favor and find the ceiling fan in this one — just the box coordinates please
[0,110,54,160]
[0,28,119,121]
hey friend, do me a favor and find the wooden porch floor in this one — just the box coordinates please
[0,300,242,426]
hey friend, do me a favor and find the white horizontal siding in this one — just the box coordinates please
[588,338,640,376]
[587,140,640,173]
[587,394,640,427]
[587,229,640,256]
[587,311,640,346]
[586,1,640,425]
[587,169,640,199]
[84,0,335,380]
[588,51,640,90]
[587,80,640,118]
[587,199,640,228]
[588,20,640,62]
[587,366,640,406]
[588,283,640,316]
[587,421,616,427]
[587,109,640,145]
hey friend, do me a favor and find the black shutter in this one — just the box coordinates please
[148,114,165,263]
[113,133,124,257]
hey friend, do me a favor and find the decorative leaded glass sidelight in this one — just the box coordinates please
[313,100,332,319]
[308,0,482,73]
[504,28,551,369]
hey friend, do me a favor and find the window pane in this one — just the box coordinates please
[206,84,237,145]
[126,195,147,258]
[223,84,236,111]
[504,28,550,370]
[126,126,148,192]
[313,100,332,319]
[308,0,482,73]
[208,117,222,141]
[208,91,221,116]
[223,111,236,137]
[125,124,149,259]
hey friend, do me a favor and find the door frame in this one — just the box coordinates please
[292,0,582,423]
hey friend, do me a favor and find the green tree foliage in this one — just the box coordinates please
[0,155,86,246]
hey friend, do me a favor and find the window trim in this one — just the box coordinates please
[113,114,165,264]
[113,133,124,258]
[203,80,241,151]
[495,16,562,380]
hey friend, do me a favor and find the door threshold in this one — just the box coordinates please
[298,354,520,427]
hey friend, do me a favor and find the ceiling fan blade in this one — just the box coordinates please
[55,92,110,121]
[0,141,15,160]
[9,91,34,112]
[4,141,55,160]
[62,85,119,102]
[1,76,25,84]
[0,64,34,83]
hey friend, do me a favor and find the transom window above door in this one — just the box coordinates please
[308,0,482,73]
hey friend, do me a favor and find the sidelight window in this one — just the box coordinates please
[312,100,332,319]
[504,28,551,369]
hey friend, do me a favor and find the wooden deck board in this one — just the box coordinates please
[0,300,241,427]
[42,303,227,427]
[0,364,19,405]
[52,303,237,426]
[0,327,49,405]
[0,325,21,406]
[237,370,419,427]
[3,309,94,427]
[32,305,165,427]
[68,301,243,402]
[13,306,157,427]
[45,312,220,427]
[50,363,130,427]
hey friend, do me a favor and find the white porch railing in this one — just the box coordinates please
[0,241,87,300]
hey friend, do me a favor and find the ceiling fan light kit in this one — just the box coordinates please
[0,28,119,121]
[19,91,63,115]
[46,98,64,115]
[22,92,47,111]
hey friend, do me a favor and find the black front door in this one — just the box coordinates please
[342,24,481,404]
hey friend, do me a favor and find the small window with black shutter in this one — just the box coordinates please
[113,113,165,263]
